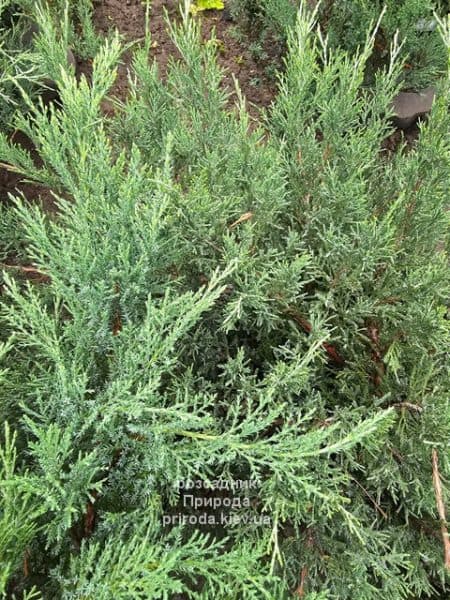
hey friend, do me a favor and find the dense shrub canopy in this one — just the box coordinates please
[0,2,449,598]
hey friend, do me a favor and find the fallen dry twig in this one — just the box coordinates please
[229,211,254,229]
[0,263,51,283]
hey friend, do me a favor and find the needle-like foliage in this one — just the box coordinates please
[0,2,449,598]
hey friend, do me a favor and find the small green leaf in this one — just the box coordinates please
[190,0,225,15]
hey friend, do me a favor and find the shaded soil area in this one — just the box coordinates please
[382,122,421,155]
[88,0,281,116]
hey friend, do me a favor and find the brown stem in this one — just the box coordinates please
[295,566,308,597]
[432,449,450,570]
[84,491,99,539]
[367,321,385,386]
[112,282,122,335]
[351,476,388,519]
[295,530,315,596]
[286,309,345,367]
[393,402,423,413]
[23,548,30,577]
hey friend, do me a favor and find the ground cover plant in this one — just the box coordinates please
[0,1,449,598]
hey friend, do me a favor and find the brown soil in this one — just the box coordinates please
[87,0,280,117]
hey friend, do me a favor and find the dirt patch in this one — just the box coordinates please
[87,0,280,117]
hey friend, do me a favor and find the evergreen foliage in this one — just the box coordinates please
[0,2,449,598]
